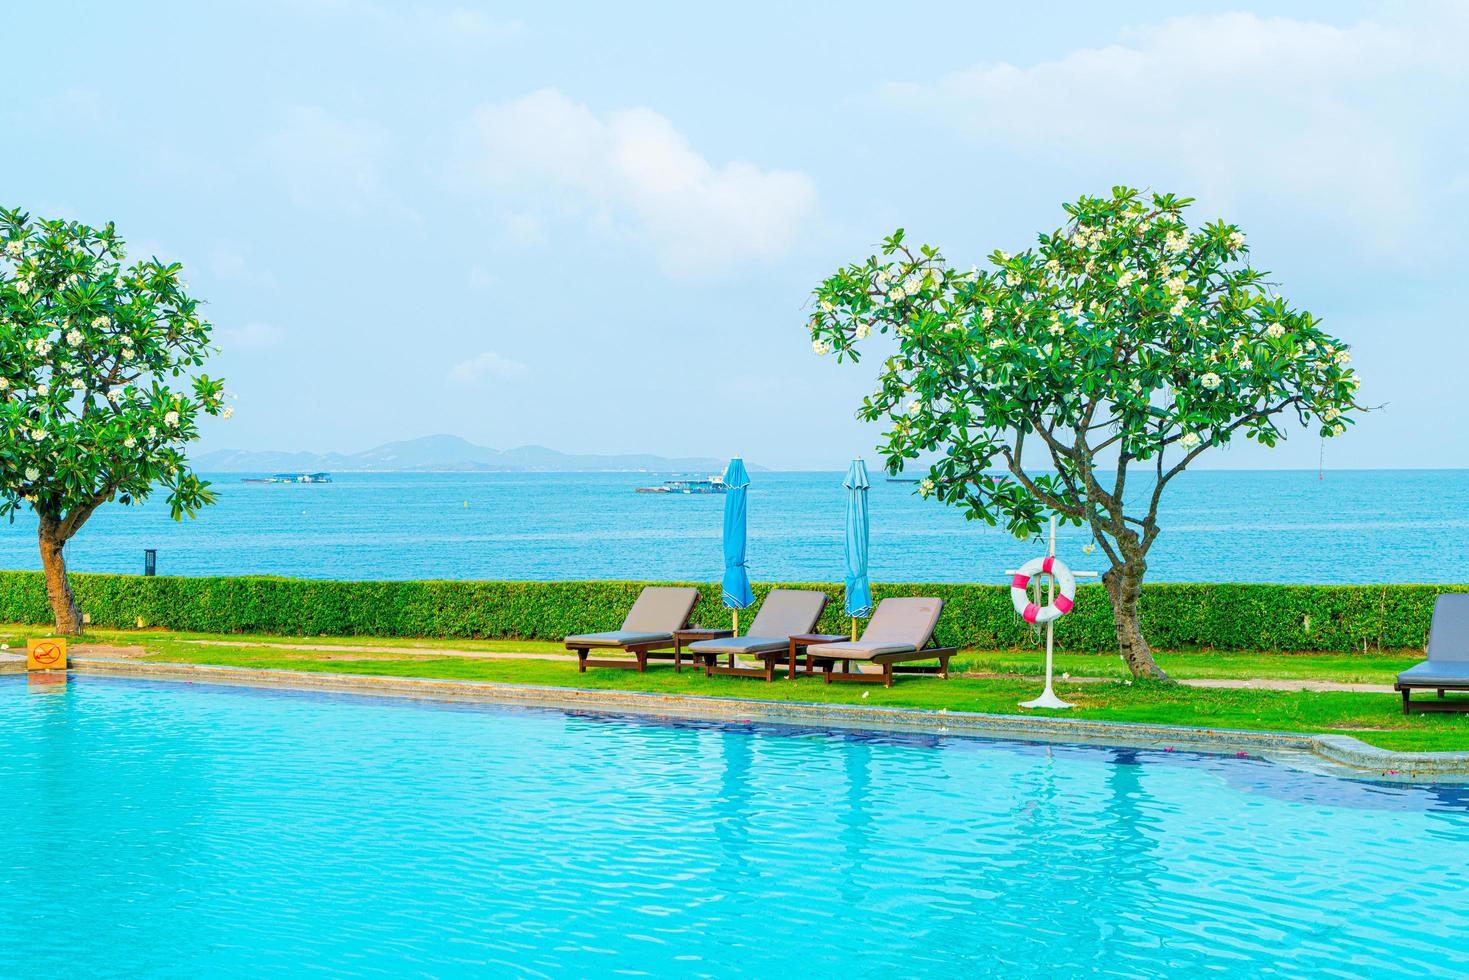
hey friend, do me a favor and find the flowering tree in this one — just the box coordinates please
[1,208,229,634]
[806,188,1363,679]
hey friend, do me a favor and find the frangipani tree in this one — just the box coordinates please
[1,208,228,634]
[806,188,1363,679]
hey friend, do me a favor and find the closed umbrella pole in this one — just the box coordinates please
[843,459,872,641]
[721,458,754,635]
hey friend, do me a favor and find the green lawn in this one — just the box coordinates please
[4,624,1463,754]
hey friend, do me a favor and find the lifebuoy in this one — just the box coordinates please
[1010,555,1077,624]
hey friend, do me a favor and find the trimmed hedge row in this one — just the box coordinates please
[0,570,1461,652]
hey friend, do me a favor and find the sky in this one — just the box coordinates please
[4,1,1466,470]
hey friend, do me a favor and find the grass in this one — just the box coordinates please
[4,624,1465,754]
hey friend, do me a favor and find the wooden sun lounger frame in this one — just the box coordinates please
[704,594,832,682]
[814,641,959,688]
[567,594,698,673]
[1393,680,1469,715]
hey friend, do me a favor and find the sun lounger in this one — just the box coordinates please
[803,597,956,687]
[690,589,829,681]
[566,586,699,672]
[1394,594,1469,714]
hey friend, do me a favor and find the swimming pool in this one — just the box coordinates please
[2,675,1466,977]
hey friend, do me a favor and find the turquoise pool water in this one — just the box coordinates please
[2,676,1467,977]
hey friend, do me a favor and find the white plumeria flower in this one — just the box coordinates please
[1048,322,1064,337]
[36,383,49,396]
[30,427,45,439]
[164,410,180,426]
[24,467,39,482]
[66,329,83,345]
[0,378,8,391]
[92,316,110,329]
[888,288,904,302]
[70,378,85,390]
[15,280,30,295]
[1331,423,1346,436]
[981,308,995,325]
[918,478,935,497]
[1347,375,1362,390]
[222,406,235,419]
[1264,322,1285,339]
[1200,372,1221,391]
[907,399,924,416]
[1081,543,1096,555]
[123,436,136,448]
[811,339,831,356]
[1117,271,1135,288]
[1228,230,1245,250]
[1334,350,1351,366]
[819,300,834,313]
[106,388,123,404]
[854,323,871,340]
[1179,432,1201,451]
[147,426,157,439]
[4,241,21,256]
[1322,407,1340,421]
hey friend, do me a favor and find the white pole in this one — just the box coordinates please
[1020,516,1074,710]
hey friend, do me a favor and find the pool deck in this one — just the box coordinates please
[6,652,1467,783]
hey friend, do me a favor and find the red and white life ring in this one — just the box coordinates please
[1011,555,1077,624]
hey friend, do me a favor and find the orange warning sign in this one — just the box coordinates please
[27,638,68,671]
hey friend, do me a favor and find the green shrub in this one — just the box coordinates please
[0,570,1457,653]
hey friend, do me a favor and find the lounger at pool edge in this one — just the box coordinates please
[565,586,700,673]
[1394,594,1469,714]
[689,588,829,682]
[804,597,957,688]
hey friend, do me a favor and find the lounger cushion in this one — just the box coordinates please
[621,587,700,634]
[687,636,789,657]
[861,597,944,650]
[1397,661,1469,686]
[744,589,828,639]
[565,631,671,649]
[803,640,918,661]
[1426,594,1469,662]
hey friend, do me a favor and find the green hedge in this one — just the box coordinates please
[0,570,1461,652]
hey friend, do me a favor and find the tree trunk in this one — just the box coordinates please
[1102,557,1169,680]
[38,519,82,636]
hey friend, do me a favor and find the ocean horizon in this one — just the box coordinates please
[1,468,1464,586]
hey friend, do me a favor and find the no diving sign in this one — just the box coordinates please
[27,638,68,671]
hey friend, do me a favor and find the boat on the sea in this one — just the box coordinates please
[635,476,727,494]
[241,472,334,484]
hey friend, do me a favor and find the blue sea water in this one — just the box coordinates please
[0,469,1465,584]
[1,674,1466,977]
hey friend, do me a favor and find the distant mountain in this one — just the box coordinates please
[194,434,756,473]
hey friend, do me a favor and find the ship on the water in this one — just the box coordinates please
[241,472,334,484]
[635,476,727,494]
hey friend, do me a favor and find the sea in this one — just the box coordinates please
[0,470,1464,585]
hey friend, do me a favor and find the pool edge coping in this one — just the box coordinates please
[12,657,1469,781]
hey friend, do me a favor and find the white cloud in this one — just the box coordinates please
[449,350,529,384]
[260,106,392,215]
[216,322,284,352]
[882,11,1466,252]
[458,88,818,273]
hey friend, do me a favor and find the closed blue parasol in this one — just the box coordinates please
[843,458,873,638]
[721,457,754,633]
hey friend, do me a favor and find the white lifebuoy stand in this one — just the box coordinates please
[1006,517,1097,710]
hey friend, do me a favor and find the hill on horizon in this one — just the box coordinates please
[193,434,760,474]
